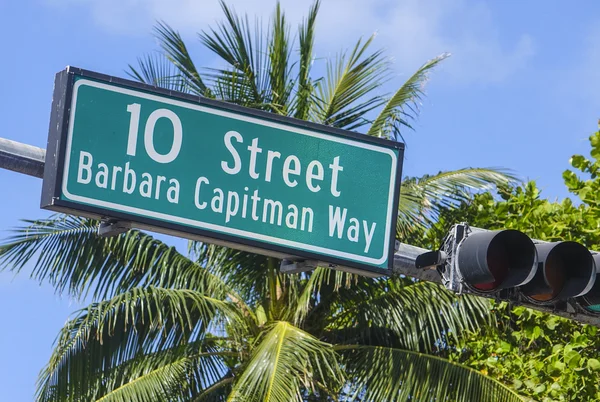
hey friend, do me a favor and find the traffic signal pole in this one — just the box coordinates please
[0,138,45,178]
[2,137,600,326]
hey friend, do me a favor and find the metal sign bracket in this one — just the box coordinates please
[280,259,319,274]
[98,219,131,237]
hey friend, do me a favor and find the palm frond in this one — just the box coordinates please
[414,167,519,197]
[228,321,344,402]
[194,241,308,326]
[199,244,270,308]
[312,35,389,130]
[398,168,519,238]
[339,345,523,402]
[92,355,192,402]
[293,267,358,326]
[367,53,449,141]
[292,0,319,120]
[325,279,492,352]
[193,376,234,402]
[64,344,228,402]
[268,2,293,114]
[154,21,211,96]
[207,68,261,108]
[127,53,189,92]
[37,287,240,401]
[0,215,238,303]
[199,1,267,106]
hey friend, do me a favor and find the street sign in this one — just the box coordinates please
[42,67,404,276]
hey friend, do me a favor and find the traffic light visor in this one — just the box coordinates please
[576,254,600,313]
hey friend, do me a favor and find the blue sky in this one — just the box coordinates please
[1,0,600,400]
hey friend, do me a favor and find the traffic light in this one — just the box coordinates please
[455,229,537,293]
[520,242,595,303]
[431,223,600,318]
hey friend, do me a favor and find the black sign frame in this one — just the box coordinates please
[41,67,404,277]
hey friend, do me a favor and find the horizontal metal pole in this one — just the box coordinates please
[393,243,441,282]
[0,138,45,178]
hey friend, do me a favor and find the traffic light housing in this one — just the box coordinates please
[433,224,600,317]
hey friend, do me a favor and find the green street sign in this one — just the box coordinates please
[42,68,404,276]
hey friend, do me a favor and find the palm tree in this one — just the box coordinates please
[0,1,523,401]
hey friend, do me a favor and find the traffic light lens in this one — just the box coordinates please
[472,240,508,291]
[586,305,600,312]
[529,253,566,301]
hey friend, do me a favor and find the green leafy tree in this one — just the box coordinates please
[0,2,521,401]
[420,123,600,401]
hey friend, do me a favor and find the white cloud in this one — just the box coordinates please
[44,0,535,84]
